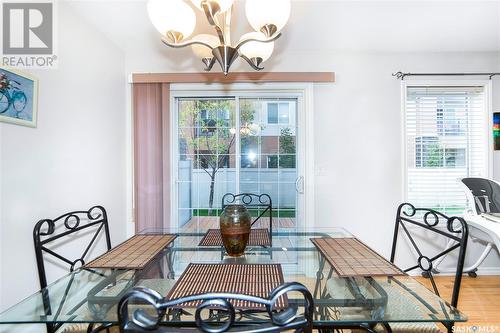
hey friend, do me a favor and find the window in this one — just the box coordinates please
[415,137,466,168]
[437,108,462,136]
[176,95,299,231]
[415,136,442,167]
[196,108,231,137]
[267,155,278,168]
[267,103,278,124]
[195,150,229,169]
[267,102,290,125]
[445,148,466,167]
[405,85,488,215]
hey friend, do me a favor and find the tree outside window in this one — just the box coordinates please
[415,137,465,168]
[279,127,296,168]
[179,99,255,214]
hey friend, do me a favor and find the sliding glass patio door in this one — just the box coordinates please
[174,94,300,232]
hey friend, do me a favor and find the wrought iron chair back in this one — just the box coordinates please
[95,282,313,333]
[222,193,273,243]
[390,203,468,309]
[33,205,112,289]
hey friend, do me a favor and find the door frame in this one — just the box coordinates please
[169,82,315,230]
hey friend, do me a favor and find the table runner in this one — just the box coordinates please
[198,228,271,247]
[166,263,286,309]
[311,237,406,277]
[85,234,177,269]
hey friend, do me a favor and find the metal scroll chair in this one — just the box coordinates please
[385,203,468,333]
[33,205,112,333]
[91,282,314,333]
[222,193,273,245]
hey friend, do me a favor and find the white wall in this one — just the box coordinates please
[0,1,127,318]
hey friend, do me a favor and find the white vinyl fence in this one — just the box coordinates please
[178,160,297,225]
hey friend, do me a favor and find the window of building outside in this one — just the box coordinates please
[267,102,290,125]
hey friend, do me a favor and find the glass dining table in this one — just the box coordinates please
[0,228,467,331]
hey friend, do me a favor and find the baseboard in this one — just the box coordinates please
[476,266,500,275]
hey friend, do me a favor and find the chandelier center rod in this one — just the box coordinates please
[201,0,232,46]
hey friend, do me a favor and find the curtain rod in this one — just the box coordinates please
[392,71,500,80]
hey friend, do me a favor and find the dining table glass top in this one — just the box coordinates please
[0,228,467,327]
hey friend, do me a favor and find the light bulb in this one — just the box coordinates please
[238,32,274,62]
[191,34,219,59]
[245,0,290,35]
[190,0,234,13]
[147,0,196,41]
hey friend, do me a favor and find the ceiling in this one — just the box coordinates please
[67,0,500,56]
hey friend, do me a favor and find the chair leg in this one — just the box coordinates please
[46,323,54,333]
[434,242,493,276]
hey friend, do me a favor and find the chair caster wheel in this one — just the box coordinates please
[421,271,431,278]
[467,271,478,278]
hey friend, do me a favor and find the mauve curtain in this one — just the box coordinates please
[133,83,170,233]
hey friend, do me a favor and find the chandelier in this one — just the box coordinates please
[147,0,291,75]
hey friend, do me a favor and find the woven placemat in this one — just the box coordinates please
[311,237,406,277]
[166,263,286,309]
[198,229,271,247]
[85,234,177,270]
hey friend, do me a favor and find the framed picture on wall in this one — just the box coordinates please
[494,112,500,151]
[0,66,39,127]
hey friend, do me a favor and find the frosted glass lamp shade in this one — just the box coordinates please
[238,32,274,61]
[190,0,234,13]
[191,34,219,58]
[147,0,196,40]
[245,0,290,34]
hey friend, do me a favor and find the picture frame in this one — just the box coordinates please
[0,66,39,127]
[494,112,500,151]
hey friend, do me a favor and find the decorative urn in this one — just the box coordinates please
[220,204,251,257]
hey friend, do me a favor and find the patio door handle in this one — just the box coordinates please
[295,176,304,194]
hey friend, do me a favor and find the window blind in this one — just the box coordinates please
[405,86,488,215]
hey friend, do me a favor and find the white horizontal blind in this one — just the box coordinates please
[405,86,488,215]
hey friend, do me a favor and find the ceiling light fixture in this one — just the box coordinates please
[147,0,291,75]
